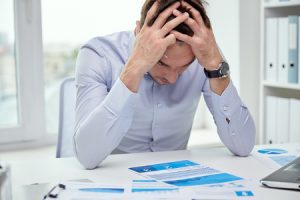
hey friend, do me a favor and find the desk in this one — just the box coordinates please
[7,144,300,200]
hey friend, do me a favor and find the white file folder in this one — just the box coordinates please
[277,17,289,84]
[276,97,289,144]
[266,18,278,82]
[288,16,299,84]
[289,99,300,142]
[266,96,277,144]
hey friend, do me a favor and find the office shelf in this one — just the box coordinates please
[259,0,300,145]
[263,0,300,8]
[263,81,300,90]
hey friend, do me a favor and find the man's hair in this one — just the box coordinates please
[140,0,211,36]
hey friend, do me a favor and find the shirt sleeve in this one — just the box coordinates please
[202,78,256,156]
[74,48,137,169]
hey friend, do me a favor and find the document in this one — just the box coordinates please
[289,98,300,142]
[288,16,299,84]
[252,147,300,169]
[277,17,289,84]
[131,179,179,193]
[44,181,189,200]
[43,182,126,200]
[44,160,255,199]
[129,160,244,187]
[265,18,278,82]
[276,97,289,144]
[186,181,255,200]
[266,96,277,144]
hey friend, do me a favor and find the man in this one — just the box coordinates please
[74,0,256,169]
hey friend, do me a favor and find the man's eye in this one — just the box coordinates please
[157,61,163,66]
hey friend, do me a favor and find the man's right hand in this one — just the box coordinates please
[120,1,189,93]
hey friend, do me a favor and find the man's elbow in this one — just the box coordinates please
[73,131,106,170]
[233,146,253,157]
[75,146,107,169]
[76,152,99,169]
[233,132,256,157]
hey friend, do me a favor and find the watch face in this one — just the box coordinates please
[220,62,230,76]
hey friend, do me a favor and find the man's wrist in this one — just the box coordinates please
[209,76,230,96]
[204,61,230,79]
[204,58,223,71]
[120,61,146,93]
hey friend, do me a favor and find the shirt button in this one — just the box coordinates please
[223,106,229,111]
[231,132,236,136]
[157,103,162,108]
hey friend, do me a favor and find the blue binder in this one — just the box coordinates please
[288,16,299,84]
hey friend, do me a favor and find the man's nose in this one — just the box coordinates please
[165,70,179,84]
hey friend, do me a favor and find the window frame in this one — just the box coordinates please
[0,0,46,144]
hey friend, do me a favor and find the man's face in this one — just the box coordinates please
[149,42,195,85]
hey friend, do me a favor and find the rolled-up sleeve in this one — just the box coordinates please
[74,48,137,169]
[202,78,256,156]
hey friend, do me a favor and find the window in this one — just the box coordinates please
[42,0,144,134]
[0,0,46,144]
[0,0,18,127]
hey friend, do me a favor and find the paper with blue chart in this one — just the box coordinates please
[252,147,300,169]
[129,160,244,187]
[46,160,255,200]
[129,160,255,199]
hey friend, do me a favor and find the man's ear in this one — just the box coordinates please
[134,21,141,36]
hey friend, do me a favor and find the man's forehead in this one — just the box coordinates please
[160,55,195,68]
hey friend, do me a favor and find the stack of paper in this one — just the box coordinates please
[44,160,255,200]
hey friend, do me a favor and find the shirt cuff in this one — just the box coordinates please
[102,78,137,117]
[210,80,243,119]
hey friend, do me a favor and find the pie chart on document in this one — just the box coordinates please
[257,148,288,155]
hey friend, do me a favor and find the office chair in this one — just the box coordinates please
[56,77,76,158]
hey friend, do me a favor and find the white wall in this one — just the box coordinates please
[239,0,260,141]
[207,0,240,91]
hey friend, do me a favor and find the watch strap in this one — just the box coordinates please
[203,62,229,79]
[204,68,222,78]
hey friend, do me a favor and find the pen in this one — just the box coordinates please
[43,184,66,199]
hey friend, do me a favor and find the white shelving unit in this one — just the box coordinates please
[260,0,300,144]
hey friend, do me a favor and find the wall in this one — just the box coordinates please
[239,0,260,142]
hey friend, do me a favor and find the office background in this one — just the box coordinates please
[0,0,272,151]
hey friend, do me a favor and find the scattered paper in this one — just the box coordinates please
[252,147,300,169]
[129,160,243,187]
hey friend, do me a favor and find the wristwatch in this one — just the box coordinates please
[204,61,230,79]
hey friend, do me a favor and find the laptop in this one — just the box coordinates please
[260,157,300,190]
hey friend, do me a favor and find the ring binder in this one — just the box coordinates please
[43,184,66,199]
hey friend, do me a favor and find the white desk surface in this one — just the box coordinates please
[6,143,300,200]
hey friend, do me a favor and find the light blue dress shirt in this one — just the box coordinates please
[74,31,256,169]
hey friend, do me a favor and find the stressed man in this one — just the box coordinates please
[74,0,256,169]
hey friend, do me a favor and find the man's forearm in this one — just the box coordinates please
[120,59,146,93]
[203,80,256,157]
[74,78,137,169]
[209,77,230,96]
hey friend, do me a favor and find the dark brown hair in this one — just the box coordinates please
[140,0,211,36]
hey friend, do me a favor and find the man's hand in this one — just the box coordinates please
[121,1,189,93]
[171,1,229,95]
[171,1,223,71]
